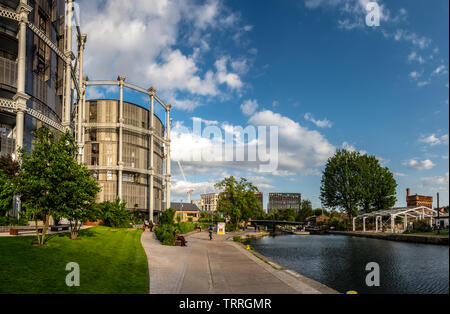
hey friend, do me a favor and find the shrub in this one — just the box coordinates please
[97,199,132,228]
[233,236,242,242]
[155,224,177,246]
[0,216,28,226]
[410,220,432,233]
[177,222,196,234]
[159,208,176,225]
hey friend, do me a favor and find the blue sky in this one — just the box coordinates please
[79,0,449,209]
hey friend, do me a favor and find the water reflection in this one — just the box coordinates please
[247,234,449,294]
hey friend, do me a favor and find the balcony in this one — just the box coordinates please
[0,55,17,89]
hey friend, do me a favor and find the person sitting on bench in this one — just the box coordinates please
[173,229,187,246]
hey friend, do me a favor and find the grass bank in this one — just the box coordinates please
[0,226,148,294]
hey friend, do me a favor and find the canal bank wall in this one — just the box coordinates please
[328,230,449,245]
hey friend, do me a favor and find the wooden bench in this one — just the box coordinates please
[10,227,43,236]
[50,225,70,232]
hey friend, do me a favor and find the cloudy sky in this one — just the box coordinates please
[78,0,449,209]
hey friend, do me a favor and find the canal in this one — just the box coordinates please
[246,234,449,294]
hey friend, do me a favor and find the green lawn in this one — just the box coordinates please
[0,226,149,294]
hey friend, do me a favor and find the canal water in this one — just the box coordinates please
[246,234,449,294]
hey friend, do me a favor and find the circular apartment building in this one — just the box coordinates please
[84,98,166,216]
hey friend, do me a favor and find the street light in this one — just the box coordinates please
[437,192,440,235]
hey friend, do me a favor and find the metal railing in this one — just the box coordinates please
[0,56,17,88]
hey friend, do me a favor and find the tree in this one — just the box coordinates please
[215,176,263,231]
[320,150,364,222]
[358,155,397,212]
[0,170,14,215]
[15,127,100,245]
[0,155,19,216]
[320,149,398,223]
[296,200,313,222]
[0,154,20,179]
[56,146,101,239]
[159,208,176,225]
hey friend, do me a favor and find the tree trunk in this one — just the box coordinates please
[40,214,50,245]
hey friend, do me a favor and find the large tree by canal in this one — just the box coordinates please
[320,149,397,222]
[215,176,263,230]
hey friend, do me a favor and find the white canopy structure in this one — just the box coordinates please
[353,206,437,233]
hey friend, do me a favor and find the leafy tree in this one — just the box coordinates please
[279,208,297,222]
[0,155,20,179]
[0,170,14,215]
[15,128,80,245]
[96,199,132,228]
[320,149,364,222]
[56,154,101,239]
[159,208,176,225]
[215,176,263,231]
[320,149,398,223]
[0,155,19,216]
[358,155,397,212]
[297,200,313,222]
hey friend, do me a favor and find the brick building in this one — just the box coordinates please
[406,188,433,209]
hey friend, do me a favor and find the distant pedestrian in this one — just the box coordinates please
[209,225,213,240]
[149,220,154,232]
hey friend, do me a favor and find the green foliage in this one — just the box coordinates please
[159,208,176,225]
[15,128,82,245]
[297,200,313,222]
[0,154,20,179]
[215,176,263,231]
[97,199,132,228]
[278,208,297,222]
[233,236,242,242]
[177,221,196,234]
[0,216,28,226]
[410,220,432,233]
[0,170,14,215]
[0,155,19,216]
[320,149,397,221]
[155,224,177,246]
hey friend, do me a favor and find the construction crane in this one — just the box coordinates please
[177,160,194,203]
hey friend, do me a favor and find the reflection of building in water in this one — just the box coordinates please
[406,188,433,208]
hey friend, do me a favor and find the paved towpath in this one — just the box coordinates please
[141,230,337,294]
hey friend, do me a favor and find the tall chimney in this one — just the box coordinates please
[406,188,410,197]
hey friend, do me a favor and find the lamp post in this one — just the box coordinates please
[437,192,440,235]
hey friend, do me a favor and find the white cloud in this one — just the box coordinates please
[432,65,448,76]
[240,99,259,116]
[79,0,247,110]
[304,113,333,128]
[421,172,449,187]
[394,172,407,177]
[420,134,449,146]
[403,159,436,171]
[249,110,336,175]
[408,52,426,64]
[171,109,336,177]
[215,57,244,90]
[409,71,422,80]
